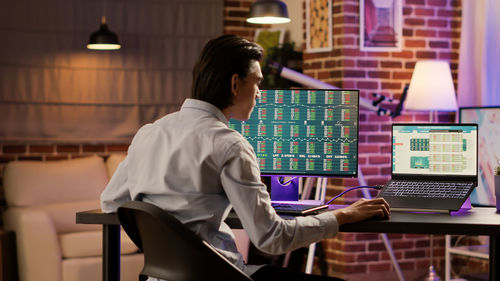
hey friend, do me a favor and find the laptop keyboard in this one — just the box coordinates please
[271,202,328,215]
[381,181,473,199]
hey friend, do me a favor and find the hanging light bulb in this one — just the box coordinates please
[247,0,291,24]
[87,16,121,50]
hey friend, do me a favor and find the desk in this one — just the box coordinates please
[77,207,500,281]
[76,209,121,281]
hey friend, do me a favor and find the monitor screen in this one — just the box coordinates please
[229,89,359,177]
[460,106,500,206]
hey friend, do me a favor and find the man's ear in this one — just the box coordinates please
[231,73,239,95]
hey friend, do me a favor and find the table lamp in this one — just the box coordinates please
[405,60,458,281]
[404,60,458,122]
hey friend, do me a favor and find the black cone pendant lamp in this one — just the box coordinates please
[87,16,121,50]
[246,0,291,24]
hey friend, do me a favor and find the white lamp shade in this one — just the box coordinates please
[404,60,458,111]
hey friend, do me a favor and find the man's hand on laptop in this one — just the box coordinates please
[332,198,390,225]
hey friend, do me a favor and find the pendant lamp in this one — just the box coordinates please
[87,15,121,50]
[247,0,291,24]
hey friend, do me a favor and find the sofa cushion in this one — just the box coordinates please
[60,230,139,258]
[5,200,102,235]
[3,156,109,207]
[62,254,143,281]
[41,200,102,233]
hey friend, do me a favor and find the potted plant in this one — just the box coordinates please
[261,42,303,89]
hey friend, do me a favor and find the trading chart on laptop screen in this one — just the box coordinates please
[229,89,359,177]
[392,124,477,176]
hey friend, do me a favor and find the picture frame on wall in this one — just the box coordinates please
[306,0,333,53]
[360,0,402,52]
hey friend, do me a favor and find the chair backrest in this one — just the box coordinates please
[117,201,253,281]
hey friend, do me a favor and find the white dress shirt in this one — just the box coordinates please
[100,98,339,276]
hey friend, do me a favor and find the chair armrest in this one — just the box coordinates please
[3,209,62,281]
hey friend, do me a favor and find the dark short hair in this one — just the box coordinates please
[191,34,263,110]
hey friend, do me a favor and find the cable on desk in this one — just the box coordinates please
[326,185,383,205]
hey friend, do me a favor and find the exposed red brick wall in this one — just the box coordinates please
[0,143,129,163]
[303,0,462,278]
[305,0,460,189]
[224,0,258,39]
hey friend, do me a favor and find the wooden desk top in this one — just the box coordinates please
[76,207,500,236]
[339,207,500,236]
[76,209,119,225]
[76,208,244,228]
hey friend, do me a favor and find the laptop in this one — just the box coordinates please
[377,123,478,213]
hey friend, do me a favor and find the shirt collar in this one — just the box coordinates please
[181,98,229,125]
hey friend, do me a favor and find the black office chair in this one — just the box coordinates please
[117,201,254,281]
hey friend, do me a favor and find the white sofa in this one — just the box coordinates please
[2,155,143,281]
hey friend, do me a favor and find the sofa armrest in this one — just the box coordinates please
[3,209,62,281]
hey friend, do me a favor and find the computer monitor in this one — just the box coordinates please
[459,106,500,206]
[229,89,359,200]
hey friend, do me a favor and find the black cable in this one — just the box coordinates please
[325,185,383,205]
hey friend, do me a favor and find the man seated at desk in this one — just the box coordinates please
[100,34,390,281]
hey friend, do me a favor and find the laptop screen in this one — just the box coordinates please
[392,124,478,177]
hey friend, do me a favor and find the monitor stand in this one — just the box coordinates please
[270,176,299,201]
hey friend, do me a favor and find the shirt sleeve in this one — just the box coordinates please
[100,156,132,213]
[220,140,339,255]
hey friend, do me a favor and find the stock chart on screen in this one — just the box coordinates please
[229,89,359,177]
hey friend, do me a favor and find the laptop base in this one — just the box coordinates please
[386,197,473,214]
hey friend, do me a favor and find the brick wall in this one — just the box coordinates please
[0,144,129,163]
[224,0,267,40]
[302,0,461,278]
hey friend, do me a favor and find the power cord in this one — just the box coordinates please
[325,185,384,205]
